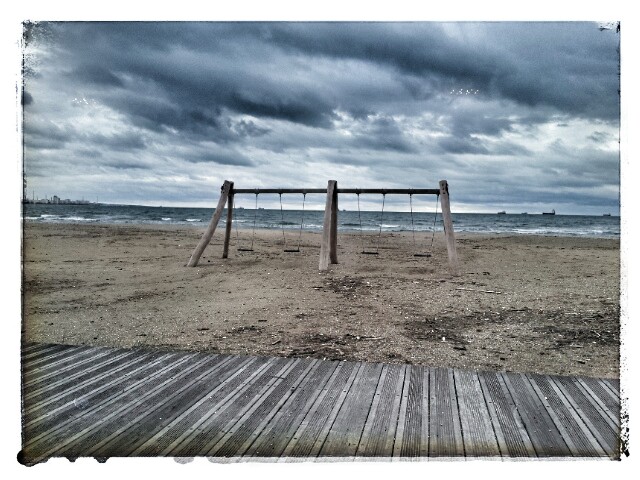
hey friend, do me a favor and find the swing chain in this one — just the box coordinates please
[376,193,386,254]
[235,192,259,253]
[296,193,306,252]
[409,193,416,252]
[233,194,240,244]
[409,192,439,257]
[429,193,439,252]
[357,193,366,254]
[250,193,258,250]
[279,193,287,249]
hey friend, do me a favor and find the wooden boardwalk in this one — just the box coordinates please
[20,342,621,464]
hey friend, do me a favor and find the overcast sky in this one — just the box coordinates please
[22,21,621,214]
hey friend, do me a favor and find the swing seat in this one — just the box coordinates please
[413,252,432,257]
[361,250,379,255]
[279,192,305,254]
[237,247,254,252]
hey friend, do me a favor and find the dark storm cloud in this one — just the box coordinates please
[24,118,145,152]
[256,23,499,85]
[491,141,532,157]
[230,119,270,138]
[184,146,255,167]
[250,22,619,121]
[587,131,612,144]
[103,160,151,170]
[87,132,146,151]
[22,21,620,212]
[37,22,340,133]
[69,64,125,88]
[33,22,619,136]
[228,91,334,128]
[23,121,72,150]
[437,136,490,155]
[449,113,514,138]
[350,116,417,153]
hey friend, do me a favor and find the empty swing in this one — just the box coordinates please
[409,192,440,257]
[279,193,306,253]
[358,192,386,255]
[236,193,258,252]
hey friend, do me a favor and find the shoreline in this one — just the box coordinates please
[21,219,621,240]
[22,222,620,378]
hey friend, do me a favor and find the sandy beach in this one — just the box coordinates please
[22,222,620,379]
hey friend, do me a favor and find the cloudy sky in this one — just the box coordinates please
[22,21,621,214]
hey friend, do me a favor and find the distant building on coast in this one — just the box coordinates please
[22,195,91,205]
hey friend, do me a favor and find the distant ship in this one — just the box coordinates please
[603,213,611,216]
[497,211,506,215]
[542,209,556,215]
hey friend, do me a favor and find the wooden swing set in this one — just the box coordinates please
[186,180,459,273]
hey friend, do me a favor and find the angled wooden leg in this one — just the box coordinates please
[187,180,232,267]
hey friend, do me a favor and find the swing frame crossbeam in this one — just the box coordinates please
[230,188,441,195]
[187,179,459,274]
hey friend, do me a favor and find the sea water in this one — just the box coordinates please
[23,203,620,238]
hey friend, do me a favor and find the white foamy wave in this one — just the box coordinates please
[185,218,201,222]
[303,223,323,230]
[62,216,98,222]
[161,217,172,221]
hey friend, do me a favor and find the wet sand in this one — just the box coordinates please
[22,222,620,378]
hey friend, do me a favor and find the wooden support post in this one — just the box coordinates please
[319,180,338,271]
[330,182,338,265]
[222,184,235,259]
[187,180,232,267]
[439,179,459,274]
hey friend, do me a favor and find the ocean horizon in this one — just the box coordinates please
[23,203,620,239]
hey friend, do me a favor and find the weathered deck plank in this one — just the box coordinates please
[501,372,571,456]
[549,375,619,457]
[132,356,264,456]
[23,346,101,383]
[207,358,318,457]
[477,371,536,457]
[454,370,501,457]
[22,343,70,362]
[94,355,246,456]
[22,342,51,356]
[357,363,406,458]
[23,350,170,431]
[526,373,607,457]
[576,377,620,425]
[557,376,619,435]
[280,361,359,458]
[165,356,286,456]
[602,378,620,394]
[598,378,620,401]
[23,349,136,401]
[428,367,464,457]
[57,353,225,458]
[395,365,427,458]
[319,362,383,457]
[24,351,196,461]
[244,359,339,458]
[20,343,621,464]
